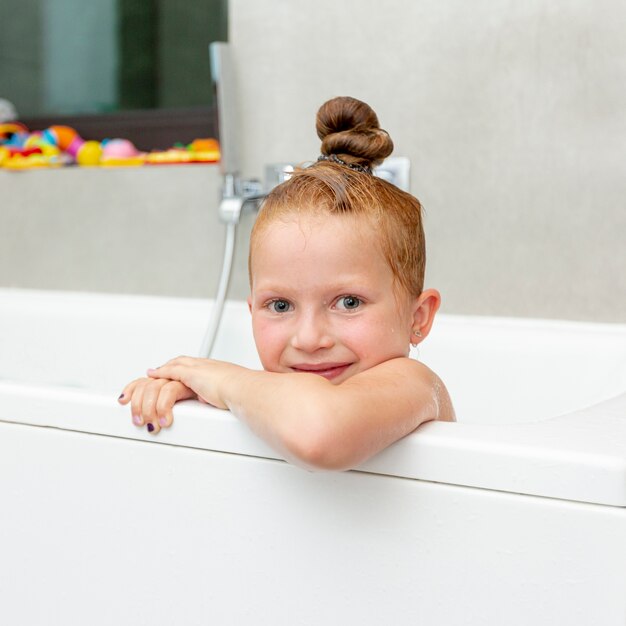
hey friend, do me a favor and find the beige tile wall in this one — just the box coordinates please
[229,0,626,322]
[0,166,254,301]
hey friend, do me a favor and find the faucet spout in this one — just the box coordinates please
[210,42,240,180]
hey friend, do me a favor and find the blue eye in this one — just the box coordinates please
[269,299,292,313]
[336,296,361,310]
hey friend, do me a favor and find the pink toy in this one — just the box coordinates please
[102,139,140,159]
[66,135,85,158]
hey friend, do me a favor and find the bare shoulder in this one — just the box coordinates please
[346,357,456,422]
[405,358,456,422]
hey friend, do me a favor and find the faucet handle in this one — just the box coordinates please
[241,179,263,197]
[218,180,266,224]
[265,163,296,192]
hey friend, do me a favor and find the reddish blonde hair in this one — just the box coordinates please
[249,97,426,297]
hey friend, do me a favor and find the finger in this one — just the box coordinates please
[155,381,181,428]
[146,420,161,435]
[118,378,142,405]
[148,355,207,378]
[141,378,169,429]
[147,363,188,384]
[129,380,147,426]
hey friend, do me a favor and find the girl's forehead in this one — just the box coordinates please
[248,209,398,294]
[249,212,394,286]
[254,210,379,249]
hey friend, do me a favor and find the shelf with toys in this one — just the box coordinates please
[0,122,220,171]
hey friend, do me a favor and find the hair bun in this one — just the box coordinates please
[316,96,394,170]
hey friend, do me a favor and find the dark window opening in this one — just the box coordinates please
[0,0,227,150]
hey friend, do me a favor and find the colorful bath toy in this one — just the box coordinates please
[48,125,78,151]
[3,131,28,148]
[0,122,28,138]
[144,148,193,165]
[190,138,219,153]
[76,140,103,166]
[101,138,141,158]
[143,138,220,165]
[24,134,61,158]
[1,119,220,170]
[98,138,145,166]
[2,152,64,170]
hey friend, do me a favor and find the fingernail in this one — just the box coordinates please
[132,414,143,426]
[118,393,124,401]
[158,416,169,427]
[147,423,155,433]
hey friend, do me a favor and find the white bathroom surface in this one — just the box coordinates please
[1,289,626,506]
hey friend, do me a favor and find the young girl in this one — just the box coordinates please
[119,96,455,470]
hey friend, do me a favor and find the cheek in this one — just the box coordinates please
[343,315,410,361]
[251,317,286,368]
[338,318,383,357]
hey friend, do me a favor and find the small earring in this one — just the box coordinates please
[410,329,422,348]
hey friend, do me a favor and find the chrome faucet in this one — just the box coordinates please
[210,42,266,225]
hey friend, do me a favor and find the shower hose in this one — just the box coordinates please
[198,221,237,357]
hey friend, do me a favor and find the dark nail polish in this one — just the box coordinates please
[118,393,125,400]
[147,423,155,433]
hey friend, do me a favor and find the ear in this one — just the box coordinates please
[247,295,253,314]
[410,288,441,344]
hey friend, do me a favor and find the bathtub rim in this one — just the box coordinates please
[2,379,625,507]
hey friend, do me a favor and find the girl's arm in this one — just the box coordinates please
[143,356,454,470]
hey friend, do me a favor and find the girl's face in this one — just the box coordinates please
[248,212,426,384]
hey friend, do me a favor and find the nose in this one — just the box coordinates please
[290,310,334,353]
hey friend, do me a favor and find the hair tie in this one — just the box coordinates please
[317,154,372,174]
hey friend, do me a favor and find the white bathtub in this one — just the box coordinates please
[1,288,625,626]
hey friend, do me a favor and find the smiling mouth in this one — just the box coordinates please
[290,363,352,381]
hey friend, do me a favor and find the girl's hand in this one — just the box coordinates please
[146,356,236,410]
[118,377,197,434]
